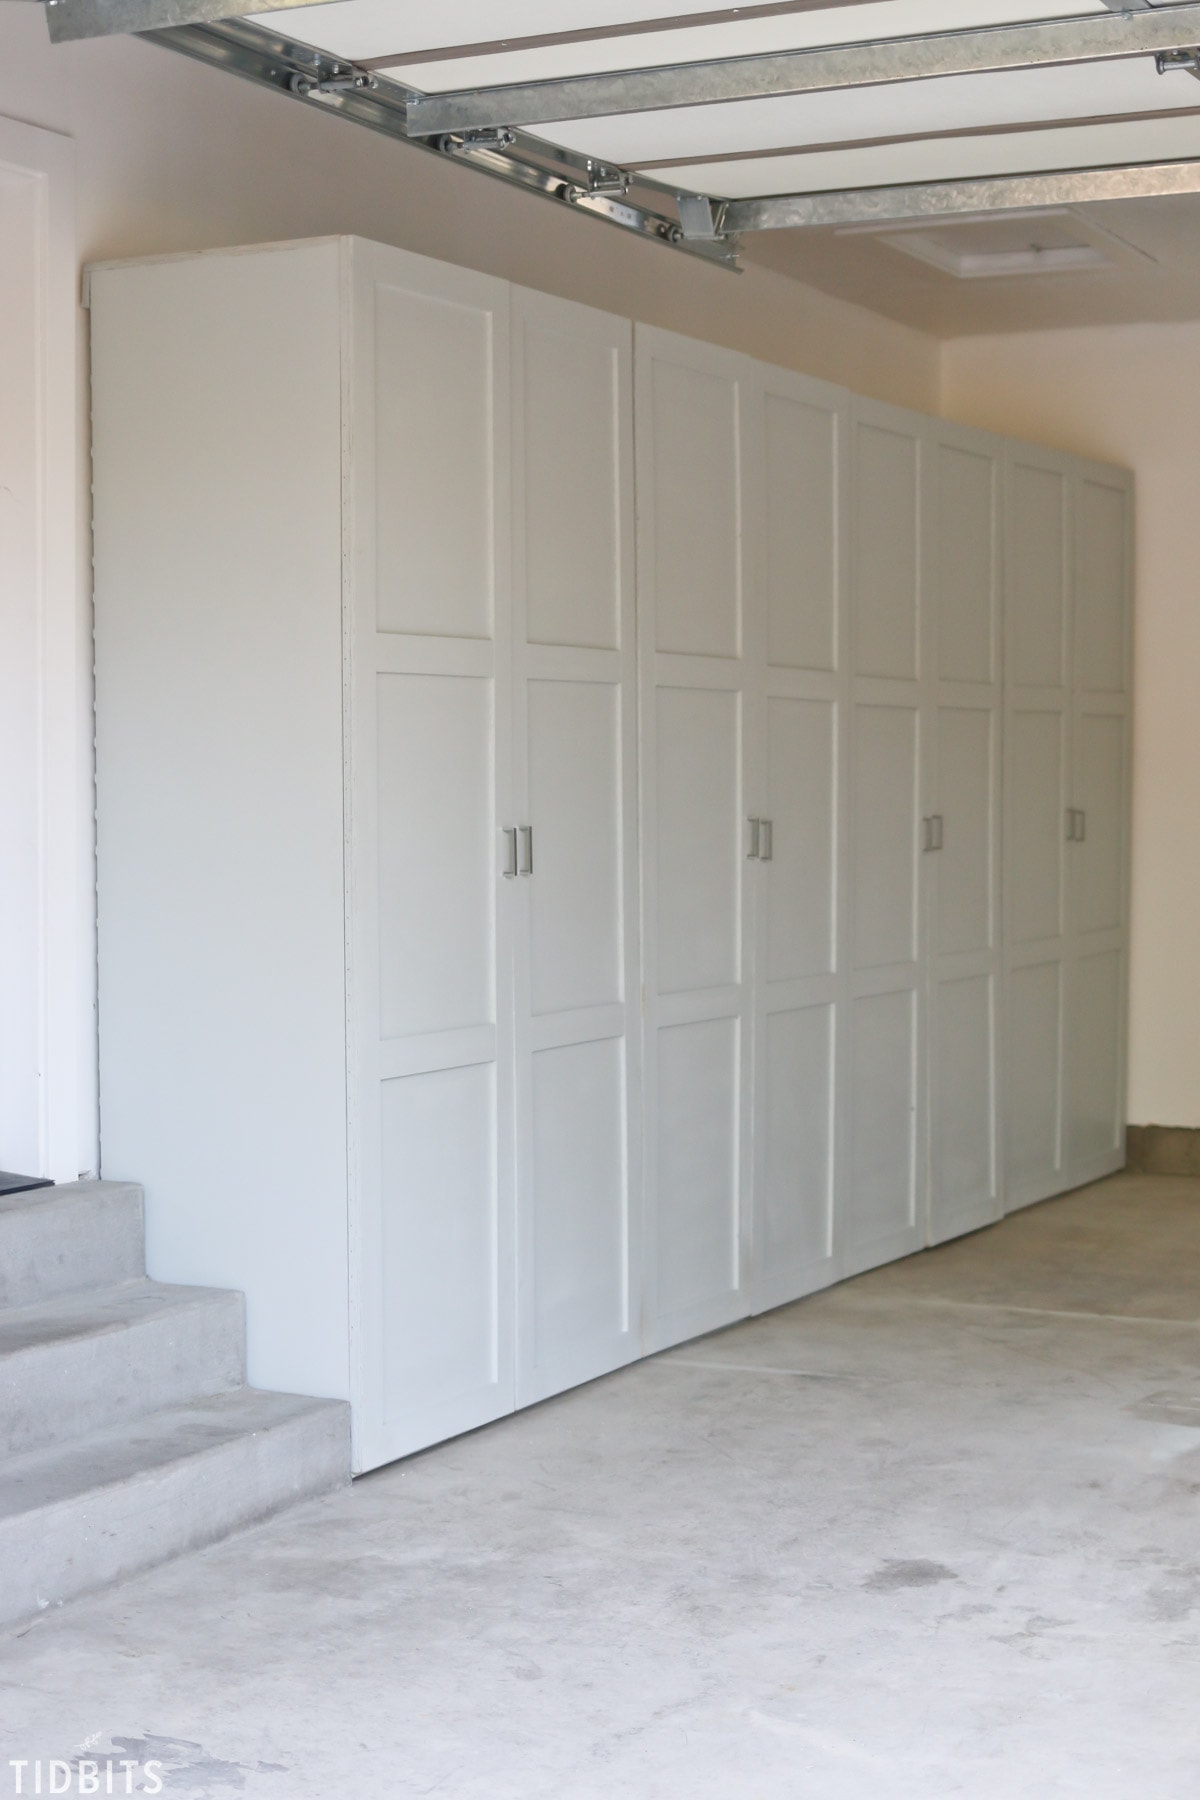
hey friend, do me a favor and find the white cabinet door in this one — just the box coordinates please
[1066,462,1132,1187]
[636,326,755,1350]
[844,399,927,1277]
[509,288,642,1405]
[348,243,516,1469]
[748,366,846,1311]
[926,424,1003,1245]
[1003,444,1072,1212]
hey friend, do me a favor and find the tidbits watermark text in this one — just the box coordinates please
[7,1763,163,1795]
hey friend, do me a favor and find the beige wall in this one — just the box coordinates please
[943,323,1200,1129]
[0,6,939,407]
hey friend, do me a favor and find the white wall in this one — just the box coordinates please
[943,323,1200,1129]
[0,4,939,1181]
[0,114,82,1184]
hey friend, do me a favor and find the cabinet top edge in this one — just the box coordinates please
[80,233,1133,486]
[83,234,351,288]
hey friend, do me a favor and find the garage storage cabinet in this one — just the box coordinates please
[91,237,1131,1473]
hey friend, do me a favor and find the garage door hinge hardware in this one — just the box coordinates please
[290,61,376,98]
[1156,46,1200,76]
[436,128,518,154]
[145,17,740,271]
[585,161,631,198]
[677,195,732,242]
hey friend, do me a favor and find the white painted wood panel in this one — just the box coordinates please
[1070,948,1124,1172]
[1072,712,1126,938]
[927,425,1002,1246]
[749,364,846,1313]
[1065,462,1132,1189]
[1007,459,1068,689]
[349,241,516,1468]
[759,1003,836,1288]
[90,235,1135,1481]
[763,390,838,675]
[853,703,920,973]
[376,673,496,1039]
[656,687,742,995]
[853,418,919,682]
[765,696,837,983]
[1008,708,1068,948]
[1007,960,1065,1197]
[528,1038,628,1377]
[379,1063,501,1433]
[845,398,926,1276]
[850,987,919,1254]
[656,1014,742,1319]
[92,242,351,1407]
[1003,443,1072,1212]
[649,355,741,661]
[1005,450,1131,1207]
[510,288,640,1406]
[374,284,496,642]
[637,326,753,1348]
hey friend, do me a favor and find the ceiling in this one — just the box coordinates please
[63,0,1200,333]
[742,188,1200,333]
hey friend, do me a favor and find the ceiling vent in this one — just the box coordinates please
[843,209,1156,279]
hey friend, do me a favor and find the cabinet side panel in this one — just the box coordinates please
[92,244,350,1399]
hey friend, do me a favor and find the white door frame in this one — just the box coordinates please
[0,113,88,1182]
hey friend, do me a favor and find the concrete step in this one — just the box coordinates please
[0,1280,245,1458]
[0,1181,144,1310]
[0,1387,350,1628]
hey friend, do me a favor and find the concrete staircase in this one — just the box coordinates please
[0,1180,350,1628]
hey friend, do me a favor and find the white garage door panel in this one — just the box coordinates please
[650,358,741,659]
[1008,709,1065,947]
[380,1063,504,1432]
[1073,712,1125,937]
[765,392,837,674]
[932,973,996,1232]
[937,443,996,687]
[656,686,742,995]
[1075,479,1128,697]
[936,706,994,958]
[521,319,622,653]
[761,1003,835,1284]
[853,703,919,972]
[376,673,495,1041]
[849,989,918,1263]
[529,1037,628,1376]
[528,679,623,1015]
[854,422,919,681]
[374,284,495,641]
[656,1016,741,1323]
[1007,959,1064,1201]
[766,696,836,983]
[1008,461,1066,690]
[1071,950,1123,1171]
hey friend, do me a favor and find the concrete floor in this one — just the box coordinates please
[4,1170,1200,1798]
